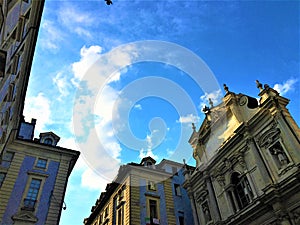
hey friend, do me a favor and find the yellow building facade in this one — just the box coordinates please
[84,157,195,225]
[0,0,44,153]
[184,81,300,225]
[0,117,80,225]
[0,1,80,224]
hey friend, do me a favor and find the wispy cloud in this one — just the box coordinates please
[40,19,65,51]
[71,45,103,82]
[166,148,174,157]
[176,114,200,124]
[58,4,94,39]
[52,71,71,99]
[70,44,141,188]
[59,5,94,26]
[59,136,112,191]
[134,104,142,110]
[139,133,158,160]
[273,78,298,95]
[199,89,222,109]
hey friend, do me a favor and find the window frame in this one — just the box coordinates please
[116,204,124,225]
[174,184,182,196]
[1,151,14,168]
[230,172,253,211]
[35,158,47,169]
[0,172,6,188]
[44,137,53,145]
[146,197,160,225]
[178,213,184,225]
[23,178,42,211]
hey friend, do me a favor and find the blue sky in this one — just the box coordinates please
[23,1,299,224]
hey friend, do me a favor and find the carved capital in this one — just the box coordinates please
[215,175,225,186]
[237,154,246,169]
[224,158,233,172]
[246,137,254,147]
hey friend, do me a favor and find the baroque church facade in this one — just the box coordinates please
[183,81,300,225]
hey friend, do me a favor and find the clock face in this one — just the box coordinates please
[239,96,247,106]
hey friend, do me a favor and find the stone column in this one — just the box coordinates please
[187,191,200,225]
[248,138,274,186]
[204,173,221,221]
[224,189,235,215]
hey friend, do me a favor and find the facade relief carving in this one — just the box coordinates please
[291,210,300,225]
[186,84,300,225]
[215,174,225,187]
[193,147,202,166]
[196,189,208,202]
[269,143,289,168]
[258,126,280,148]
[201,201,212,224]
[257,126,294,174]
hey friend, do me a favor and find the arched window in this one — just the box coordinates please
[44,138,53,145]
[230,172,253,211]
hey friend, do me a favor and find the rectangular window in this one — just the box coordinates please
[16,16,25,41]
[99,213,103,224]
[23,178,41,210]
[119,188,124,201]
[105,207,109,218]
[179,216,184,225]
[148,181,157,191]
[0,172,6,188]
[174,184,181,196]
[36,158,47,169]
[0,50,6,78]
[1,151,14,168]
[117,206,124,225]
[149,199,158,219]
[147,198,160,225]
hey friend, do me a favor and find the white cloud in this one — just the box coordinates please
[52,71,70,99]
[273,78,298,95]
[68,154,114,191]
[72,45,103,81]
[74,27,92,39]
[166,148,174,157]
[70,44,140,189]
[199,89,222,110]
[59,6,94,27]
[81,167,110,191]
[134,104,142,110]
[23,93,52,134]
[177,114,200,124]
[40,19,65,51]
[107,71,121,83]
[139,134,158,160]
[58,4,94,39]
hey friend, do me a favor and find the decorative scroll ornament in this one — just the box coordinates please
[258,127,280,147]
